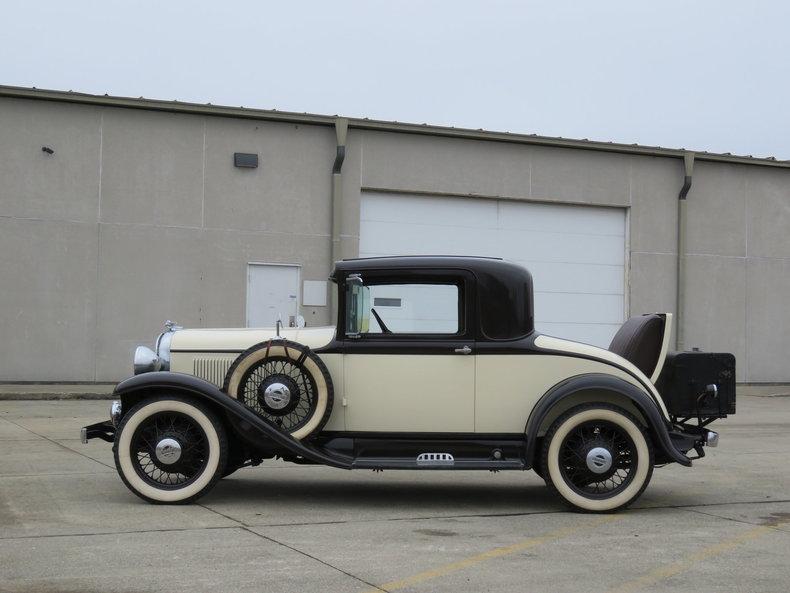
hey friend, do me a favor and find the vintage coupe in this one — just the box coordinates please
[82,256,735,512]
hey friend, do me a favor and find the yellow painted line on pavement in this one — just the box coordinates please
[608,518,790,593]
[362,515,620,593]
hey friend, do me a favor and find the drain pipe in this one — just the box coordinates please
[330,118,349,319]
[676,151,695,351]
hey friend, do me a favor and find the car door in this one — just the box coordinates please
[342,270,476,433]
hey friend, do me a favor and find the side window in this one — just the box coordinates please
[346,280,460,336]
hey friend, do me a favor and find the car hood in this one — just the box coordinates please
[170,326,336,352]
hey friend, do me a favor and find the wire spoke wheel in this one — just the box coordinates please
[114,397,227,504]
[542,404,654,512]
[558,419,636,499]
[223,340,334,440]
[130,411,209,489]
[238,356,318,433]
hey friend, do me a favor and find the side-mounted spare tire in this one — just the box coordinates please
[222,339,334,440]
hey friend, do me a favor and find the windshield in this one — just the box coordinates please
[345,279,460,335]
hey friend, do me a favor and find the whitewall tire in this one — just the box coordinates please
[223,340,333,440]
[113,396,228,504]
[541,404,654,512]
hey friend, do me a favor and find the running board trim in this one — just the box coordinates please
[352,458,526,470]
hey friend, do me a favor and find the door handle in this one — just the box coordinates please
[454,345,473,354]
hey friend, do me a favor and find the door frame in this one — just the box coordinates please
[245,262,302,327]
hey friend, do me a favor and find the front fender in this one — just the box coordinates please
[524,373,691,467]
[113,372,352,469]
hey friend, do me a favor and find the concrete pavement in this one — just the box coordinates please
[1,397,789,592]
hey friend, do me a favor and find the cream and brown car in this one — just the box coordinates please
[82,256,735,511]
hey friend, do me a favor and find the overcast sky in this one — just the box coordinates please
[2,1,789,159]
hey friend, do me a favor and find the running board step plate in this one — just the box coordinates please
[416,452,454,466]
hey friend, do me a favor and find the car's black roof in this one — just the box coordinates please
[332,255,525,278]
[331,255,535,340]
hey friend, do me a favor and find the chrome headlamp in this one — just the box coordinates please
[134,346,161,374]
[134,320,181,374]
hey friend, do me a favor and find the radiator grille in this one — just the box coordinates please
[192,356,237,388]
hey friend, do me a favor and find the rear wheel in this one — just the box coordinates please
[541,404,654,512]
[113,396,228,504]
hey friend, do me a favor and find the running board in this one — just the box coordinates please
[352,458,526,470]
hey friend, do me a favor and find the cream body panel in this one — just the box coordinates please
[170,326,335,352]
[534,334,670,419]
[170,349,346,432]
[475,355,656,433]
[317,353,345,431]
[343,355,474,432]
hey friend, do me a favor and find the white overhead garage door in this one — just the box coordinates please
[359,192,626,348]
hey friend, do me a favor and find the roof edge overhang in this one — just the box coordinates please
[1,84,788,169]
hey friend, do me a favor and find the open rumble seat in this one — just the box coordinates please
[609,313,672,383]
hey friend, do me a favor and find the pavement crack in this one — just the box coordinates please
[0,415,114,470]
[227,499,790,529]
[197,502,251,527]
[0,524,241,541]
[635,498,790,512]
[196,502,386,591]
[679,506,790,533]
[0,470,113,478]
[242,526,387,592]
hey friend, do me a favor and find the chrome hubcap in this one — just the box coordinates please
[154,437,182,465]
[263,382,291,410]
[586,446,613,474]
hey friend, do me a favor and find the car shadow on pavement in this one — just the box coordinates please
[206,473,560,514]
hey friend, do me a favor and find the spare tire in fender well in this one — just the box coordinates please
[524,373,691,468]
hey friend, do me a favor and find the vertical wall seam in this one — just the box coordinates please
[528,149,533,197]
[92,110,104,382]
[625,158,633,319]
[743,172,749,381]
[201,118,207,229]
[200,117,207,326]
[623,207,631,319]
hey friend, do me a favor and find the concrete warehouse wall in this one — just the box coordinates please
[1,95,789,382]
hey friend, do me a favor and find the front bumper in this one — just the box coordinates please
[80,421,115,443]
[80,400,121,444]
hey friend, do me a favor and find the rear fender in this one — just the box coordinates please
[113,372,352,469]
[525,373,692,468]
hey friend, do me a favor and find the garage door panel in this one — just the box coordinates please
[362,192,498,228]
[518,261,624,295]
[495,229,625,266]
[360,192,626,347]
[360,220,494,257]
[535,292,624,324]
[498,201,625,237]
[361,219,624,268]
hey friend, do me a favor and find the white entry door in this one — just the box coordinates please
[247,264,300,328]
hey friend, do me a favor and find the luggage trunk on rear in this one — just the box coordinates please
[655,351,736,419]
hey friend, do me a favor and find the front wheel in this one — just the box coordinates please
[113,396,228,504]
[541,403,654,512]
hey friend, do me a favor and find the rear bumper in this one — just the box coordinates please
[669,426,719,461]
